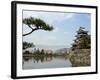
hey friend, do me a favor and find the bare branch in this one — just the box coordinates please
[23,30,33,36]
[23,27,43,36]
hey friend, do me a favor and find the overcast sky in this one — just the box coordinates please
[22,10,90,48]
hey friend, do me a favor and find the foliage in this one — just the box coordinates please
[23,42,35,49]
[23,17,54,36]
[33,49,46,55]
[70,49,90,67]
[79,35,90,49]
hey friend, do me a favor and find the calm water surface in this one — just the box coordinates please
[23,56,72,69]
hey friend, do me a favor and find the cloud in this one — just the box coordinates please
[23,11,76,25]
[65,13,75,19]
[32,36,57,45]
[46,36,57,40]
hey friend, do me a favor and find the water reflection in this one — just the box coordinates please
[23,55,69,62]
[23,55,72,69]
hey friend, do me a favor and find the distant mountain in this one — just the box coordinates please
[35,44,68,51]
[55,48,70,54]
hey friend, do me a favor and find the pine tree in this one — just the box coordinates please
[23,17,54,36]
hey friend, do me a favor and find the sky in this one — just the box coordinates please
[23,10,91,49]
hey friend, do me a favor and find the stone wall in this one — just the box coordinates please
[69,49,90,67]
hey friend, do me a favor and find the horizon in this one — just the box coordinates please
[24,44,69,52]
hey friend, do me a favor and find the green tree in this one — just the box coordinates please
[79,35,90,49]
[23,17,54,36]
[40,49,45,55]
[23,42,35,49]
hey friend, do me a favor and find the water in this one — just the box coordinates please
[23,56,72,69]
